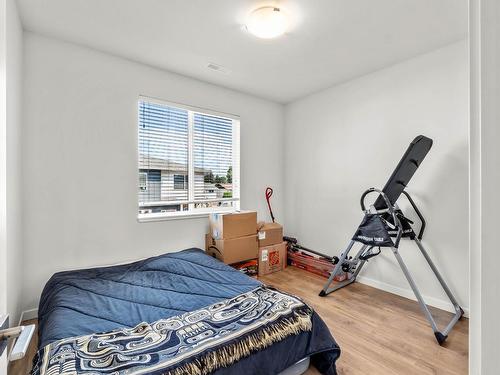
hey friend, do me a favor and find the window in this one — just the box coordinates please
[138,97,240,220]
[139,172,147,191]
[173,174,188,190]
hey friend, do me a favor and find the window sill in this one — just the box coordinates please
[137,208,236,223]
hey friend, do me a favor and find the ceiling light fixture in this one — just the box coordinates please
[246,7,288,39]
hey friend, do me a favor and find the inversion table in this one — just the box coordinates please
[319,135,464,344]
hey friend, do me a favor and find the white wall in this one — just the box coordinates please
[21,33,285,311]
[0,4,8,371]
[470,0,500,373]
[0,0,23,371]
[0,1,7,371]
[284,41,469,312]
[6,0,24,327]
[469,2,481,372]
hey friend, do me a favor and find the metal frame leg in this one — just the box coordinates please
[391,242,464,344]
[319,242,367,296]
[414,239,462,310]
[414,239,464,336]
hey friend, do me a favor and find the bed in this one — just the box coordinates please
[31,248,340,374]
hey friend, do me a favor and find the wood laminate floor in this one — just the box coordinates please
[9,266,468,374]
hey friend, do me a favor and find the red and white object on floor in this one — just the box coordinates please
[287,247,348,281]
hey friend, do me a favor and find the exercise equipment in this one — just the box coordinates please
[285,236,338,264]
[319,135,464,345]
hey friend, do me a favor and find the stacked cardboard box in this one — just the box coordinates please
[204,213,287,277]
[257,222,286,276]
[205,211,258,276]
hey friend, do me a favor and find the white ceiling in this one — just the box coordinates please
[17,0,467,103]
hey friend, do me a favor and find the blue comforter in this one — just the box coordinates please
[37,248,340,374]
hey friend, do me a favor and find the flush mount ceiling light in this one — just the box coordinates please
[246,7,288,39]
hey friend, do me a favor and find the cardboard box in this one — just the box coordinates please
[258,241,287,276]
[257,222,284,247]
[209,211,257,240]
[231,259,258,277]
[206,234,258,264]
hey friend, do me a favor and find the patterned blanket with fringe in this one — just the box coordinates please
[31,286,312,375]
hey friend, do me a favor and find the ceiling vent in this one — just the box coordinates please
[207,63,231,74]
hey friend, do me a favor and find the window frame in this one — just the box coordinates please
[137,96,241,222]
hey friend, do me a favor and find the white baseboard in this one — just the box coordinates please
[356,275,469,318]
[19,308,38,324]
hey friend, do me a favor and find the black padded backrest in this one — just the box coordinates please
[374,135,433,210]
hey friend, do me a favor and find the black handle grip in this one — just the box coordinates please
[401,191,426,240]
[283,236,298,244]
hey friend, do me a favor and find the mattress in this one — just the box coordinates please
[35,248,340,374]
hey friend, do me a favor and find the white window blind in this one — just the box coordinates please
[138,97,240,220]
